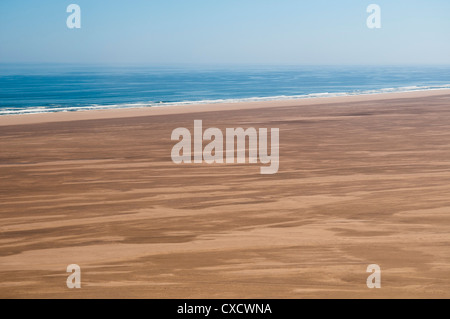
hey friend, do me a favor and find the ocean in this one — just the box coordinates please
[0,64,449,115]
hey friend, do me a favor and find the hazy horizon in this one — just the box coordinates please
[1,0,449,65]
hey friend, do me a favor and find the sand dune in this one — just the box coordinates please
[1,91,450,298]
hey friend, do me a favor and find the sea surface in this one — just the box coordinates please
[0,64,449,115]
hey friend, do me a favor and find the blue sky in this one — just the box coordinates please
[0,0,449,64]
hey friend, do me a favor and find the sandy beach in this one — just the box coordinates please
[1,90,450,298]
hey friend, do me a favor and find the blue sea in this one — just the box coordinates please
[1,64,450,115]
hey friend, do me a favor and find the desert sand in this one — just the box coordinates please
[1,90,450,298]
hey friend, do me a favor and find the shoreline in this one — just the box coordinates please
[1,89,450,126]
[2,89,450,297]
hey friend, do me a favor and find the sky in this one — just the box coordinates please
[0,0,449,65]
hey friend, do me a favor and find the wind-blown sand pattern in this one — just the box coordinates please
[1,90,450,298]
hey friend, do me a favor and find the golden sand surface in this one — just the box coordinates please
[1,90,450,298]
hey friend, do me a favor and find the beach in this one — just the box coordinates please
[1,90,450,298]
